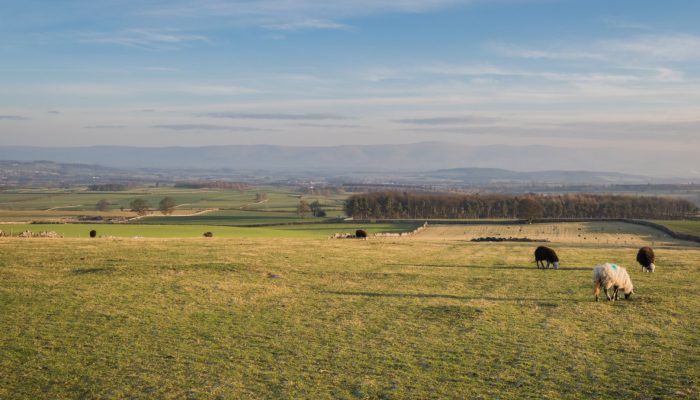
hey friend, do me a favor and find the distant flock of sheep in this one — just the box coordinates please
[535,245,656,302]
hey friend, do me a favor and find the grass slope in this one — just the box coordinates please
[0,232,698,398]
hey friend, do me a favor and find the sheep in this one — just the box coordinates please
[592,263,634,301]
[534,246,559,269]
[355,229,367,239]
[203,232,213,238]
[89,230,97,238]
[636,246,656,273]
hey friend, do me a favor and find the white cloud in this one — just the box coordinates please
[603,34,700,61]
[491,33,700,64]
[79,29,208,50]
[142,0,476,31]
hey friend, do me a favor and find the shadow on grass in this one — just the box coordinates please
[323,290,587,303]
[386,263,591,271]
[71,267,115,275]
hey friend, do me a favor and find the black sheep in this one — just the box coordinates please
[534,246,559,269]
[636,246,656,272]
[203,232,214,238]
[89,230,97,238]
[355,229,368,239]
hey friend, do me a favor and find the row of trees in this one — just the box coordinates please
[344,192,697,220]
[88,183,129,191]
[95,197,177,216]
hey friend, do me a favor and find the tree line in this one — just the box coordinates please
[344,192,697,220]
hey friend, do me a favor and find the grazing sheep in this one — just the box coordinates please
[593,263,634,301]
[89,230,97,238]
[636,246,656,273]
[203,232,213,238]
[355,229,367,239]
[534,246,559,269]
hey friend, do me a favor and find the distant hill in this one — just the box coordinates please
[0,142,696,178]
[428,167,651,185]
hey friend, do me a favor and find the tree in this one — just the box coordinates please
[255,192,268,202]
[158,197,176,215]
[309,200,326,217]
[130,198,151,216]
[296,199,311,217]
[517,198,544,222]
[96,199,111,212]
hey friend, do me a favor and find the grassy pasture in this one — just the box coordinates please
[137,209,330,226]
[0,223,416,239]
[0,223,698,398]
[654,220,700,236]
[0,186,337,213]
[414,221,681,247]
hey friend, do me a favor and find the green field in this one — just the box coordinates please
[0,186,345,212]
[0,223,416,239]
[0,187,348,226]
[137,209,337,226]
[654,220,700,236]
[1,223,698,398]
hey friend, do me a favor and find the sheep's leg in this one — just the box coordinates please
[604,287,612,301]
[594,282,600,301]
[613,286,619,301]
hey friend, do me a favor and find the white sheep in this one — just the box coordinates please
[592,263,634,302]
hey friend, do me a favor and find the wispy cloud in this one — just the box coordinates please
[152,124,265,131]
[265,19,350,31]
[0,115,29,121]
[204,112,350,120]
[84,125,125,129]
[396,116,501,125]
[491,33,700,63]
[603,33,700,61]
[79,29,208,50]
[297,123,362,129]
[145,0,476,31]
[489,43,604,61]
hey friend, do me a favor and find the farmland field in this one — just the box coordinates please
[0,186,348,225]
[654,220,700,236]
[0,223,416,239]
[1,222,698,398]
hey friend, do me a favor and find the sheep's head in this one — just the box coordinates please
[648,263,656,273]
[624,284,634,299]
[553,261,559,269]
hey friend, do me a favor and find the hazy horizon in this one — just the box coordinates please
[1,0,699,160]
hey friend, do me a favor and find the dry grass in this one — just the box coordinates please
[411,222,683,247]
[1,224,698,398]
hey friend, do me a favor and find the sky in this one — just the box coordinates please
[1,0,699,150]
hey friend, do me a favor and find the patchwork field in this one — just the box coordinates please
[1,222,698,398]
[0,186,347,225]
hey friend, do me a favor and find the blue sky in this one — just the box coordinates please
[1,0,699,150]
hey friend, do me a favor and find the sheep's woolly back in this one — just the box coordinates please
[534,246,559,262]
[592,263,634,294]
[637,246,655,270]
